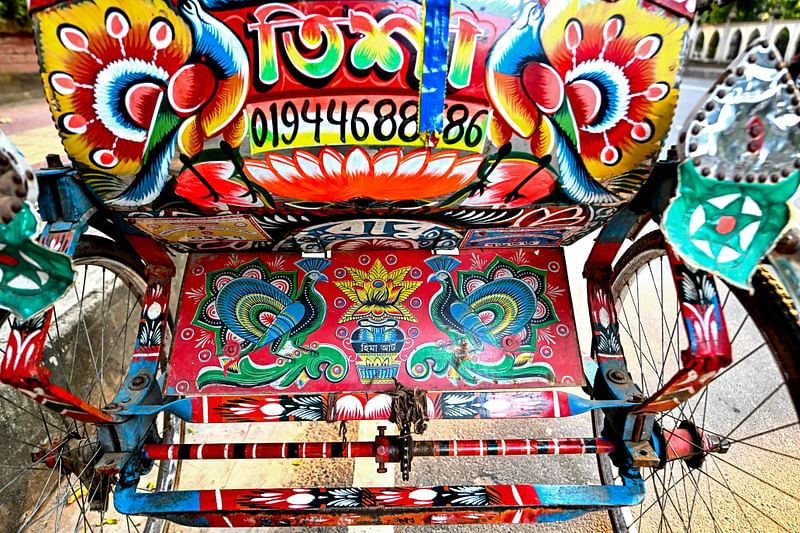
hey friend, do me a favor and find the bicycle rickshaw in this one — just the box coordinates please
[1,0,799,530]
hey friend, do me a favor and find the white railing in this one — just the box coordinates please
[688,19,800,63]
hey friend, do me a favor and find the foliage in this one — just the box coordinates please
[0,0,30,29]
[704,0,800,23]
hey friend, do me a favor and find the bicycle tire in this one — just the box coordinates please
[0,235,180,532]
[595,230,800,532]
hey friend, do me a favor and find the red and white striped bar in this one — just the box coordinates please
[143,437,615,461]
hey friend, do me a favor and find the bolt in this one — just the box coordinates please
[45,154,64,169]
[129,374,150,391]
[103,403,119,411]
[775,229,800,255]
[607,369,628,385]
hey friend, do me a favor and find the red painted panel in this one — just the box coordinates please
[168,249,581,394]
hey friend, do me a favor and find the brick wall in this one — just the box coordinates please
[0,33,39,74]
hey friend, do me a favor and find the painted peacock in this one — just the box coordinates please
[38,0,249,207]
[215,258,330,364]
[425,256,536,351]
[485,0,683,203]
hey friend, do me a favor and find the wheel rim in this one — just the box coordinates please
[0,253,174,532]
[598,247,800,532]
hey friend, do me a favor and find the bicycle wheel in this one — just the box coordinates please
[0,235,179,532]
[595,231,800,532]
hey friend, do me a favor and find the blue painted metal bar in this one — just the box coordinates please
[417,0,451,138]
[113,481,644,528]
[118,391,635,422]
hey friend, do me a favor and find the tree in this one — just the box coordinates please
[0,0,31,29]
[704,0,800,23]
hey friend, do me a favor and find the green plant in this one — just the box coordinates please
[0,0,31,29]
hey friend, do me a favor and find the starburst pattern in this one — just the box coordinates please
[469,253,488,271]
[546,283,565,300]
[186,287,206,303]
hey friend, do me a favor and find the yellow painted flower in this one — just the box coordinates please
[335,260,421,322]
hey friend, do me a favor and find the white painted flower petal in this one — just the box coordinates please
[693,239,714,257]
[243,160,277,184]
[373,148,401,178]
[320,148,344,178]
[8,275,39,290]
[449,155,483,182]
[689,206,706,235]
[739,221,760,250]
[718,246,740,264]
[707,193,740,209]
[426,396,436,418]
[482,398,512,413]
[335,395,364,419]
[344,147,371,180]
[286,493,316,505]
[423,151,457,178]
[267,155,303,183]
[260,403,286,416]
[409,489,438,502]
[364,394,392,418]
[396,150,427,178]
[742,196,762,217]
[294,151,324,180]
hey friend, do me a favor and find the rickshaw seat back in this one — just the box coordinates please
[26,0,694,252]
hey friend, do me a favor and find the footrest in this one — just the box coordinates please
[115,483,643,527]
[168,248,582,395]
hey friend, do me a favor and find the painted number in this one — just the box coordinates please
[442,104,488,148]
[249,98,488,151]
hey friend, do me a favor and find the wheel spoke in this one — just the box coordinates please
[696,467,793,532]
[723,381,784,441]
[708,455,756,532]
[603,236,800,533]
[0,251,159,532]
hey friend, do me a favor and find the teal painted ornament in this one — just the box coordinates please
[662,161,798,289]
[0,203,74,320]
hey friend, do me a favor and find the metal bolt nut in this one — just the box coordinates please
[129,374,150,391]
[607,369,629,385]
[775,229,800,255]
